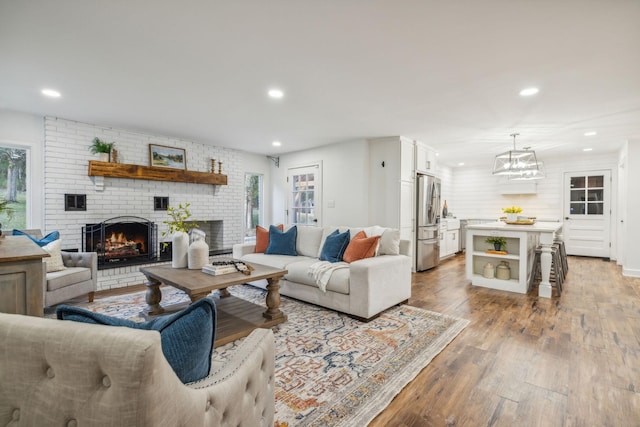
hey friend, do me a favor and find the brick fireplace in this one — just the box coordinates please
[43,116,247,291]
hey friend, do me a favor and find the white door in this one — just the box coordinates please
[287,164,321,227]
[563,170,611,257]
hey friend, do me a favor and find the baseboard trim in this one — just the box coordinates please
[622,267,640,278]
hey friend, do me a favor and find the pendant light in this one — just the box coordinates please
[492,133,544,179]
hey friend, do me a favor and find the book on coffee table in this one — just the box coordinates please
[202,265,237,276]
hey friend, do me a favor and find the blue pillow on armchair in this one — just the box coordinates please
[320,229,351,263]
[265,225,298,256]
[56,297,217,384]
[13,229,60,247]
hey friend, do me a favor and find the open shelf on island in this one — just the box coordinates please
[88,161,227,185]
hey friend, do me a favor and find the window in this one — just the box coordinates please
[569,174,604,215]
[0,145,28,229]
[244,173,263,241]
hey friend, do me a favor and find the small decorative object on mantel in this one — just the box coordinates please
[210,159,216,174]
[162,203,198,268]
[501,206,522,223]
[111,148,118,163]
[218,161,223,175]
[89,137,115,162]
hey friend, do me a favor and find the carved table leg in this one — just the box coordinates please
[263,275,285,320]
[219,287,231,298]
[142,277,165,317]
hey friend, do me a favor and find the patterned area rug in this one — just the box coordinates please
[49,285,469,426]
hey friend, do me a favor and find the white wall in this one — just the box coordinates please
[0,109,44,228]
[271,139,370,227]
[622,139,640,276]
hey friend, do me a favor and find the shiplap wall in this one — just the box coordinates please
[448,153,618,221]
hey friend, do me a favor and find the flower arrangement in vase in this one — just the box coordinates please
[502,206,522,222]
[162,203,199,268]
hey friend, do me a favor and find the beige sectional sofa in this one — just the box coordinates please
[233,225,412,320]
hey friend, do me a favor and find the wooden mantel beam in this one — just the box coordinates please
[88,161,227,185]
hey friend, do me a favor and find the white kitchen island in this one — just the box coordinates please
[465,221,563,298]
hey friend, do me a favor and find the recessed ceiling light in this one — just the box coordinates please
[583,148,593,152]
[458,162,465,166]
[41,88,61,98]
[272,141,281,147]
[584,131,597,136]
[268,89,284,99]
[519,87,539,97]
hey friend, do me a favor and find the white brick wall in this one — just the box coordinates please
[44,117,246,291]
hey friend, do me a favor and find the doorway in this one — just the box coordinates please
[287,163,321,227]
[563,170,611,257]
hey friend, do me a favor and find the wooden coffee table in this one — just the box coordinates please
[139,263,287,347]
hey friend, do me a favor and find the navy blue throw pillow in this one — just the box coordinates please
[265,225,298,256]
[320,229,350,263]
[13,229,60,247]
[57,297,216,384]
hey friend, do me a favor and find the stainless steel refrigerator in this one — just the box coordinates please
[416,174,441,271]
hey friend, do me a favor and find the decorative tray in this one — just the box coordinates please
[504,219,536,225]
[485,250,508,255]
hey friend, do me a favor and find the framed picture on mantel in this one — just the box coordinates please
[149,144,186,170]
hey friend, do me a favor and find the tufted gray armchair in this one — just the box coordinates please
[11,229,97,307]
[0,312,275,426]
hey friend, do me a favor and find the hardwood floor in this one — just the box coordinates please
[369,254,640,427]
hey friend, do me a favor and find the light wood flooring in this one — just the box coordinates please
[370,254,640,427]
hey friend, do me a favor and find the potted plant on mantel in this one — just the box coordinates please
[485,236,507,252]
[89,137,115,162]
[162,203,199,268]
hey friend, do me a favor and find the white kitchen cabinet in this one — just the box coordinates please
[439,220,460,259]
[415,141,438,175]
[368,136,416,262]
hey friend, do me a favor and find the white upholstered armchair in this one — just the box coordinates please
[0,313,275,426]
[11,229,97,307]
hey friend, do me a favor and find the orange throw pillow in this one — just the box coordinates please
[343,231,380,263]
[255,224,283,253]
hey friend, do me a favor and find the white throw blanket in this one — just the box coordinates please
[308,261,349,292]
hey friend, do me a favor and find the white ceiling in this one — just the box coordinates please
[1,1,639,167]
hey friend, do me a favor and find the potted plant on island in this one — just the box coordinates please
[485,236,507,252]
[89,137,115,162]
[162,203,198,268]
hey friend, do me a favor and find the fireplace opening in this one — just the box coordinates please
[191,220,230,255]
[83,216,157,270]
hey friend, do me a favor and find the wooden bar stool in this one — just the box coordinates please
[531,246,564,296]
[554,238,569,273]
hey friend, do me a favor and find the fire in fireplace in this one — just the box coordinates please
[83,216,157,269]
